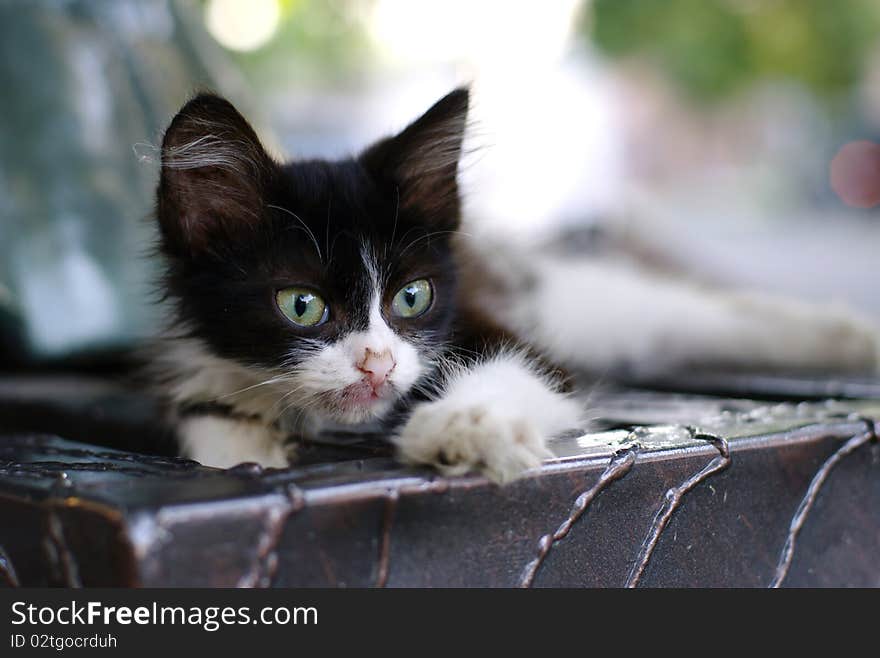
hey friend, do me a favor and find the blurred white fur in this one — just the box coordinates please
[468,236,880,377]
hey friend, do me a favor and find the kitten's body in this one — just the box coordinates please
[149,88,880,483]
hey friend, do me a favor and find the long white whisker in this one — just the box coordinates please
[398,229,472,259]
[268,382,310,416]
[213,374,296,401]
[267,204,323,262]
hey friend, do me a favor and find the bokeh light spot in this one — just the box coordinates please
[205,0,281,53]
[830,140,880,209]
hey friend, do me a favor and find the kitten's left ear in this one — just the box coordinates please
[360,87,469,228]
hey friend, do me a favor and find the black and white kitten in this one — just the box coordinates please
[151,88,581,483]
[151,87,880,483]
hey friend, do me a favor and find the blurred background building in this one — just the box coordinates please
[2,0,880,363]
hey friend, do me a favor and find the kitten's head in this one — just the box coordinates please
[156,89,468,424]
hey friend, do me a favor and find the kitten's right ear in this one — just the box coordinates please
[157,93,275,256]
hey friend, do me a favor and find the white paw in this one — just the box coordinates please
[179,416,291,469]
[395,401,554,484]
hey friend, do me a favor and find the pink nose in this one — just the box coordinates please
[357,349,396,389]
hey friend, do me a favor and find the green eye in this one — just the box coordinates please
[276,287,328,327]
[391,279,433,318]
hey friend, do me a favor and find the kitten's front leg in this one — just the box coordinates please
[395,352,582,484]
[177,415,291,469]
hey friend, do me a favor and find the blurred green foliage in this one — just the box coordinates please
[589,0,880,102]
[223,0,371,85]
